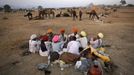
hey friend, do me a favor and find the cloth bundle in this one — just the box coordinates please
[60,52,80,64]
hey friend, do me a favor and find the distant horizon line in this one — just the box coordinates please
[0,3,126,9]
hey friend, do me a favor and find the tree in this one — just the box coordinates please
[38,6,43,10]
[120,0,126,5]
[0,7,3,11]
[3,4,12,12]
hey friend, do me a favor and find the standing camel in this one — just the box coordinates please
[24,11,33,20]
[48,9,55,19]
[89,10,99,20]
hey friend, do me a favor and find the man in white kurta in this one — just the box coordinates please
[67,36,80,55]
[29,34,40,53]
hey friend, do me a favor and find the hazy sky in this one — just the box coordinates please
[0,0,134,8]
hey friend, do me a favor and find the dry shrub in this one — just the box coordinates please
[107,21,112,23]
[86,12,90,14]
[2,17,8,20]
[113,15,119,18]
[19,41,29,50]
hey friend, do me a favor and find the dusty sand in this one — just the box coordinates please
[0,7,134,75]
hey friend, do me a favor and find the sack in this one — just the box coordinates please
[37,63,49,71]
[60,52,80,64]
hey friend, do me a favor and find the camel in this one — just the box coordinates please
[24,12,33,20]
[48,9,55,18]
[67,9,73,17]
[38,9,55,19]
[88,10,99,20]
[38,10,47,19]
[72,9,78,20]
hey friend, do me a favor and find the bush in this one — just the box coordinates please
[0,7,3,11]
[127,4,134,7]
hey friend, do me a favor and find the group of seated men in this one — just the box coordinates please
[29,27,111,75]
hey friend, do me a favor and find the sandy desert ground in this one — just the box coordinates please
[0,7,134,75]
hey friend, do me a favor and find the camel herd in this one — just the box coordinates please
[38,9,55,19]
[24,7,117,21]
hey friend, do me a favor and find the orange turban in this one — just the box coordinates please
[72,27,78,33]
[60,28,65,33]
[47,29,52,33]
